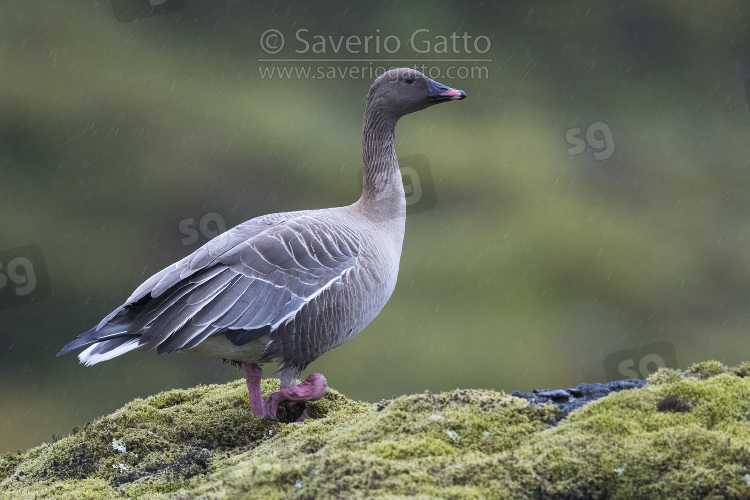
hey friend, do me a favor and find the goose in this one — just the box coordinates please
[58,68,466,420]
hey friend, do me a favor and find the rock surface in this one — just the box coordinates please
[2,360,750,499]
[510,378,647,423]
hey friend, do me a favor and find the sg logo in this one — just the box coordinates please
[603,341,678,381]
[357,154,437,216]
[400,154,437,214]
[179,212,228,246]
[0,245,52,310]
[565,121,615,160]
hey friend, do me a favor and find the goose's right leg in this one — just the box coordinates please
[244,362,265,418]
[262,373,328,422]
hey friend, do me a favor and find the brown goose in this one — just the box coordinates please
[58,68,466,420]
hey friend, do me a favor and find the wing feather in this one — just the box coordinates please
[59,210,362,364]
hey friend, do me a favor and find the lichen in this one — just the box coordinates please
[3,362,750,499]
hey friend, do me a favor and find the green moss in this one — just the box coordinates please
[688,360,728,379]
[731,361,750,378]
[646,367,684,385]
[4,362,750,498]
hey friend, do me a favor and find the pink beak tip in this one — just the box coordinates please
[440,88,466,100]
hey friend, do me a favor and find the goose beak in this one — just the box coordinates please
[427,79,467,103]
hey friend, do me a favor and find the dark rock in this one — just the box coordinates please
[510,378,646,424]
[533,389,571,401]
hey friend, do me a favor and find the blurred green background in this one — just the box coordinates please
[2,1,750,453]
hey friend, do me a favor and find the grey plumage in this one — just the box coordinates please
[59,210,381,382]
[58,68,465,404]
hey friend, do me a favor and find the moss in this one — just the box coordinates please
[731,362,750,378]
[3,362,750,498]
[0,451,23,483]
[656,395,695,413]
[688,360,728,379]
[647,367,684,385]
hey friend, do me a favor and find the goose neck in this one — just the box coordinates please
[361,110,400,201]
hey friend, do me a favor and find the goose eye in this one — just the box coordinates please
[404,76,415,84]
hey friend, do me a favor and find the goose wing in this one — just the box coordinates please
[58,211,361,360]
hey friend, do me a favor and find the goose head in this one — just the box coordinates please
[366,68,466,119]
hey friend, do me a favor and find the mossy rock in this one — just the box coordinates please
[3,362,750,498]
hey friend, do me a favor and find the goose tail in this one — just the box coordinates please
[57,320,142,366]
[77,336,141,366]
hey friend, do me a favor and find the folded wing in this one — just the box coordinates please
[57,211,360,364]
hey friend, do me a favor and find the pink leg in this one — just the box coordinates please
[244,363,264,418]
[263,373,328,421]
